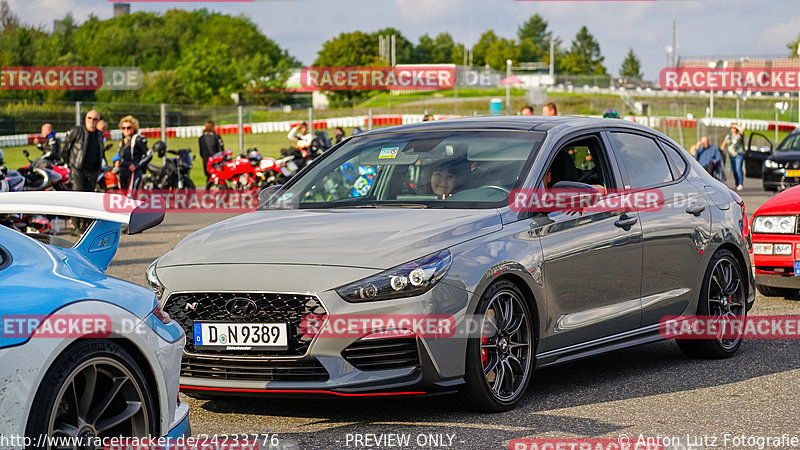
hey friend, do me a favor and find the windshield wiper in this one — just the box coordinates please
[336,203,428,209]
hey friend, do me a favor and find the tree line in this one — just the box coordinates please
[0,1,659,107]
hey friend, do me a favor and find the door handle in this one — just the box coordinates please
[685,204,706,216]
[614,216,638,228]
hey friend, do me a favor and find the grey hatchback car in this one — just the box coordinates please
[148,116,754,411]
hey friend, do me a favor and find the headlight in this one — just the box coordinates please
[752,215,797,234]
[336,250,452,302]
[145,259,164,300]
[764,159,780,169]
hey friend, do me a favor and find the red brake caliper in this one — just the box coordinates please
[481,326,488,367]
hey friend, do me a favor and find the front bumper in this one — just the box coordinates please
[751,233,800,287]
[762,168,800,190]
[159,264,473,396]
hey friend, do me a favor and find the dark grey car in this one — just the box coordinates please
[148,116,754,411]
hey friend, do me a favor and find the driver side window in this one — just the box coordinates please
[542,136,612,189]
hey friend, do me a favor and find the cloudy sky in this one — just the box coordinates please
[9,0,800,79]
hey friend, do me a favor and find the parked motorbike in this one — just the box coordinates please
[206,148,285,191]
[279,131,332,169]
[0,149,53,233]
[142,141,195,190]
[16,149,63,191]
[25,145,71,190]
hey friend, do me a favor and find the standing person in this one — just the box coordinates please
[34,123,61,163]
[334,127,346,144]
[97,120,108,146]
[117,115,151,195]
[721,123,745,190]
[542,103,558,116]
[198,121,224,183]
[62,110,104,192]
[520,105,534,116]
[62,110,103,234]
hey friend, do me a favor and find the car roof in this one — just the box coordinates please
[360,115,660,135]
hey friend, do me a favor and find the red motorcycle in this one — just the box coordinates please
[206,148,286,191]
[20,148,71,191]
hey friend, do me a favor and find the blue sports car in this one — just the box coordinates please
[0,192,188,449]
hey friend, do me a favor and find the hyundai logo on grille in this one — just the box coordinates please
[225,298,259,318]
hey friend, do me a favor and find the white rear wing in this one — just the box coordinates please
[0,191,164,234]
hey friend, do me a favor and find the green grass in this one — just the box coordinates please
[3,129,368,188]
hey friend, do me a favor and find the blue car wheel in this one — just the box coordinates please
[25,339,157,444]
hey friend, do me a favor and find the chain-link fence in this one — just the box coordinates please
[1,91,797,137]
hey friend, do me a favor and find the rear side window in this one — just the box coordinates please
[661,141,688,177]
[610,132,673,188]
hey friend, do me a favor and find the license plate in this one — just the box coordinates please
[193,323,288,350]
[784,169,800,177]
[795,262,800,276]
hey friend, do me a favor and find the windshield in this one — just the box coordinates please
[262,130,545,210]
[776,133,800,152]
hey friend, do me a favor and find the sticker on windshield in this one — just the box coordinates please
[378,147,400,159]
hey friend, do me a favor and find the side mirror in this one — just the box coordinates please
[550,181,602,209]
[258,184,283,206]
[23,150,30,158]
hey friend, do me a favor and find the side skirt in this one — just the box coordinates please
[535,324,664,369]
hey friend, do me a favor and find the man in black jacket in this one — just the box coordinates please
[34,123,61,164]
[198,121,224,184]
[62,110,104,192]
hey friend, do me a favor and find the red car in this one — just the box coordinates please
[751,185,800,297]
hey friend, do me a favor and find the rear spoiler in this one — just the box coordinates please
[0,191,164,234]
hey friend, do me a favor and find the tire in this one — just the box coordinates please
[756,284,798,298]
[458,280,534,412]
[677,249,747,359]
[26,339,157,446]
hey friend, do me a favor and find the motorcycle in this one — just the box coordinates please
[0,149,54,233]
[15,149,63,191]
[206,148,284,191]
[27,144,71,190]
[142,141,195,191]
[279,131,332,169]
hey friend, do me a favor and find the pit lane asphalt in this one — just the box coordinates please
[107,184,800,450]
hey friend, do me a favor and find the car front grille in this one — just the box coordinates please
[181,355,329,381]
[165,292,327,357]
[342,338,420,371]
